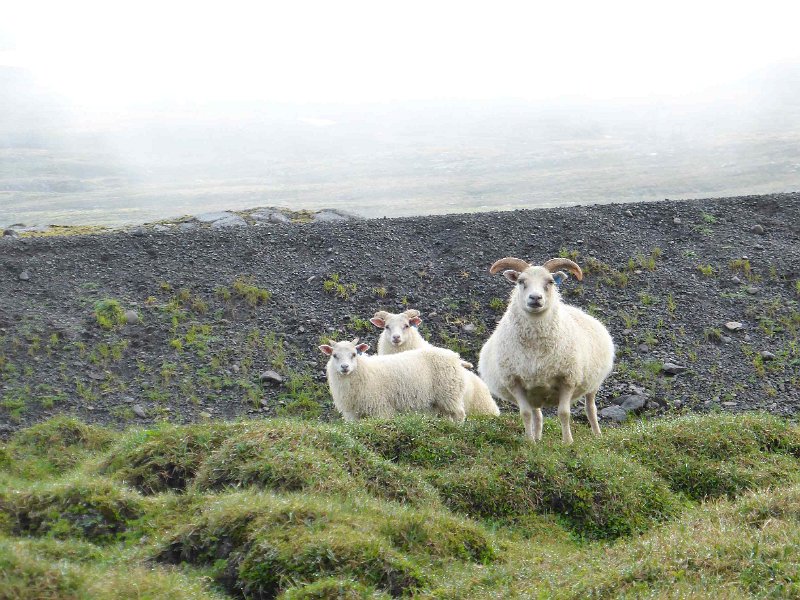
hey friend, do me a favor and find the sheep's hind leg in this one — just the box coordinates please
[585,391,601,436]
[557,387,575,445]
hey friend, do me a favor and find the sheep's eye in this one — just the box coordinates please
[517,280,525,286]
[403,324,409,329]
[351,353,356,358]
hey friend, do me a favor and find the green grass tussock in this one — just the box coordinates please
[567,484,800,598]
[193,421,438,505]
[1,416,115,479]
[159,491,497,598]
[603,413,800,500]
[99,422,240,493]
[2,412,800,597]
[433,444,681,540]
[0,536,224,600]
[0,478,143,542]
[280,577,391,599]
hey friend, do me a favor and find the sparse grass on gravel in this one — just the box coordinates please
[2,412,800,598]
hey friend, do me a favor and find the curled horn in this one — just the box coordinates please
[351,338,360,345]
[542,258,584,281]
[404,309,420,318]
[489,257,531,274]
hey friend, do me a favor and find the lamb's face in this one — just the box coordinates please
[318,340,369,376]
[504,266,567,315]
[370,310,422,347]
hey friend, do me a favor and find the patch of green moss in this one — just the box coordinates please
[94,298,126,330]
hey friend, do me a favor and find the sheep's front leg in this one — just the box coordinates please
[557,387,575,445]
[585,391,601,436]
[511,383,536,441]
[532,407,543,441]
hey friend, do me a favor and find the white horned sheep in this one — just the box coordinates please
[319,338,467,422]
[477,257,615,444]
[370,309,500,416]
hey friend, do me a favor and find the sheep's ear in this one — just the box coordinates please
[355,343,369,354]
[553,271,568,286]
[503,269,520,283]
[370,317,386,328]
[319,345,334,356]
[409,316,422,327]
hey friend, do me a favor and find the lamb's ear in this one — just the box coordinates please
[553,271,568,286]
[503,269,521,283]
[369,317,386,328]
[319,345,334,356]
[355,343,369,354]
[409,316,422,327]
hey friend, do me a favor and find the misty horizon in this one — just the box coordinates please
[2,2,800,227]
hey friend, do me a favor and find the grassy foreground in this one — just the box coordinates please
[1,413,800,599]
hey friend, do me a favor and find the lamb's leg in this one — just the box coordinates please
[511,383,536,441]
[557,387,575,445]
[585,391,601,436]
[532,407,543,441]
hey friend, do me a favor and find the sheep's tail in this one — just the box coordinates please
[464,382,501,416]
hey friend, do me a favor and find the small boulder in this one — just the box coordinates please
[18,270,30,281]
[211,214,248,229]
[313,209,354,222]
[662,362,687,375]
[599,405,628,423]
[260,370,284,385]
[624,209,634,217]
[619,394,647,413]
[724,321,743,331]
[750,224,765,235]
[123,310,140,324]
[760,351,776,361]
[132,404,147,418]
[463,323,476,333]
[673,217,682,225]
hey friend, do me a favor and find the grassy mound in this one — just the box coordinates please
[0,478,143,542]
[0,536,224,600]
[432,444,681,540]
[2,412,800,598]
[99,422,241,493]
[603,412,800,500]
[0,416,115,479]
[192,421,438,505]
[159,491,496,598]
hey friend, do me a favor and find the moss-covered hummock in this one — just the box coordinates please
[2,412,800,598]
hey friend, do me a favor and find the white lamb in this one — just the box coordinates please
[370,309,500,416]
[478,257,615,444]
[319,338,467,422]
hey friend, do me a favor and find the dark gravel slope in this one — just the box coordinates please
[1,193,798,433]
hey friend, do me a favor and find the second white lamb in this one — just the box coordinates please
[370,310,500,416]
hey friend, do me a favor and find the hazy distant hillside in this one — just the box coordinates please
[2,64,800,227]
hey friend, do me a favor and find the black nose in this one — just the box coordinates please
[392,335,400,342]
[340,365,350,372]
[528,294,542,304]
